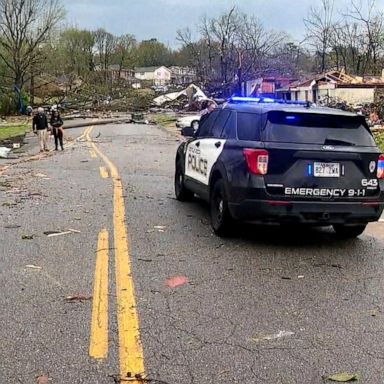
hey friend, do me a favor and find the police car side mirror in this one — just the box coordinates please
[181,127,195,137]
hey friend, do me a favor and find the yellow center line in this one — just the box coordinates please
[90,150,97,158]
[99,166,109,179]
[65,126,91,150]
[86,127,145,380]
[90,229,109,359]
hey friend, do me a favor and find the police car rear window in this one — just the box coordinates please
[265,111,376,146]
[237,112,261,141]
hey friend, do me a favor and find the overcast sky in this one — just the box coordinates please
[65,0,384,48]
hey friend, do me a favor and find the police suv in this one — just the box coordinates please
[174,97,384,238]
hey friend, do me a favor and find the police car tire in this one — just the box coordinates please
[175,160,194,201]
[210,179,233,237]
[332,224,367,238]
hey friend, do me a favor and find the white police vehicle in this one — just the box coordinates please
[174,97,384,237]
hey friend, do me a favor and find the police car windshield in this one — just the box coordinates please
[264,111,376,146]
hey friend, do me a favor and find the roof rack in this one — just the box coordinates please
[229,96,312,108]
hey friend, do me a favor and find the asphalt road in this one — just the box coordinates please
[1,122,384,384]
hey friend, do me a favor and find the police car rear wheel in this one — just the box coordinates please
[211,179,233,237]
[175,161,194,201]
[332,224,367,238]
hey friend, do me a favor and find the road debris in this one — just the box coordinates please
[4,224,21,229]
[22,235,34,240]
[252,330,294,343]
[65,295,92,302]
[2,201,17,207]
[35,373,51,383]
[326,372,359,382]
[34,173,48,178]
[166,276,188,288]
[25,265,42,270]
[44,229,81,237]
[154,225,166,230]
[0,147,11,158]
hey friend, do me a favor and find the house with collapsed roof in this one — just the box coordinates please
[276,71,384,105]
[242,77,297,98]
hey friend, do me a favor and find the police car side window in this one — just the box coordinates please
[221,111,236,139]
[211,110,231,138]
[196,111,219,138]
[237,112,261,141]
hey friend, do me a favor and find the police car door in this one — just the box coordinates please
[201,109,231,182]
[185,111,219,186]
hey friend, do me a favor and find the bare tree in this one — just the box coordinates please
[93,29,115,70]
[176,27,211,83]
[304,0,336,72]
[236,14,287,89]
[209,6,238,85]
[177,7,289,95]
[330,21,366,74]
[0,0,64,89]
[345,0,384,74]
[93,28,116,84]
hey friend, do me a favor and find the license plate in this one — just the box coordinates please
[314,162,340,177]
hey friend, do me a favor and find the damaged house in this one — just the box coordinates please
[277,71,384,105]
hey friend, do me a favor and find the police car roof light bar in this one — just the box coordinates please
[229,96,311,107]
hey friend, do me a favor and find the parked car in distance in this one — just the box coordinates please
[176,114,201,131]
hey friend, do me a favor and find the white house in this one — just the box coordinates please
[169,66,197,85]
[134,66,172,86]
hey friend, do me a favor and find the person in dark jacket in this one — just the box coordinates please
[32,107,49,152]
[50,110,64,151]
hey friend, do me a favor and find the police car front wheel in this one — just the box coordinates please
[210,179,234,237]
[175,160,194,201]
[332,224,367,239]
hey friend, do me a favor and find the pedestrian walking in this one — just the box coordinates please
[32,107,49,152]
[50,110,64,151]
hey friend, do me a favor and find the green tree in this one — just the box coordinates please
[135,38,172,67]
[112,34,136,74]
[60,28,95,77]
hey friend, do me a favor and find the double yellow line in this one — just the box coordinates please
[90,229,109,359]
[86,126,145,380]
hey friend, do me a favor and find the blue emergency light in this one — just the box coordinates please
[229,96,310,107]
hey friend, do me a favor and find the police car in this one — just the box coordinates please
[174,96,384,238]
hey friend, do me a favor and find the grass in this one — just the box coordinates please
[0,124,30,141]
[151,114,177,129]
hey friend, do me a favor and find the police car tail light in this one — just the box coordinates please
[378,154,384,179]
[243,149,269,175]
